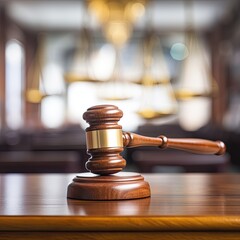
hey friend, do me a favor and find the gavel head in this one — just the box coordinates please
[83,105,126,175]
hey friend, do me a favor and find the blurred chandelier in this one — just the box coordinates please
[88,0,147,101]
[88,0,146,47]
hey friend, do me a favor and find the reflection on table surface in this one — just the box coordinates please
[0,173,240,216]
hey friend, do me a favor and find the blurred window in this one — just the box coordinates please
[41,96,65,128]
[5,40,24,129]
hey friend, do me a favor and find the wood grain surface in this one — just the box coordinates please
[0,173,240,239]
[67,172,151,200]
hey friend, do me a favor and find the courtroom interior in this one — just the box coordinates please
[0,0,239,174]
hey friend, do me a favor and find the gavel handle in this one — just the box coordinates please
[122,132,226,155]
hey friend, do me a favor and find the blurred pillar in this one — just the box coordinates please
[0,7,7,129]
[210,25,228,126]
[209,0,240,127]
[23,31,40,128]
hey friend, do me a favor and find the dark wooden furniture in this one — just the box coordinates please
[1,173,240,239]
[0,151,82,173]
[0,125,88,173]
[132,150,230,173]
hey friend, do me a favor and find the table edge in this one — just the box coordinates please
[1,216,240,231]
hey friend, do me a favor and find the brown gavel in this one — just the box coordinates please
[83,105,226,175]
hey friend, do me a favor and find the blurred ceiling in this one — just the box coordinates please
[5,0,237,32]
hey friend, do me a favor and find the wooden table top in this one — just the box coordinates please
[1,173,240,233]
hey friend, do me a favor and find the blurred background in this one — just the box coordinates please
[0,0,239,173]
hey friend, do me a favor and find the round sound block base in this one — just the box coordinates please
[67,172,151,200]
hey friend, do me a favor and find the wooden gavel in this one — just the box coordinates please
[67,104,226,200]
[83,105,226,175]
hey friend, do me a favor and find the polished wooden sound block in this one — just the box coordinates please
[67,172,151,200]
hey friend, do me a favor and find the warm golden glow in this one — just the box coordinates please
[137,109,177,120]
[141,75,170,86]
[104,21,130,47]
[26,89,44,104]
[64,73,99,83]
[125,2,145,22]
[88,0,147,46]
[86,129,123,150]
[175,89,212,100]
[88,1,109,23]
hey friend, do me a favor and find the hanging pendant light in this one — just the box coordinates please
[175,0,218,130]
[177,32,215,131]
[137,33,178,120]
[175,32,215,100]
